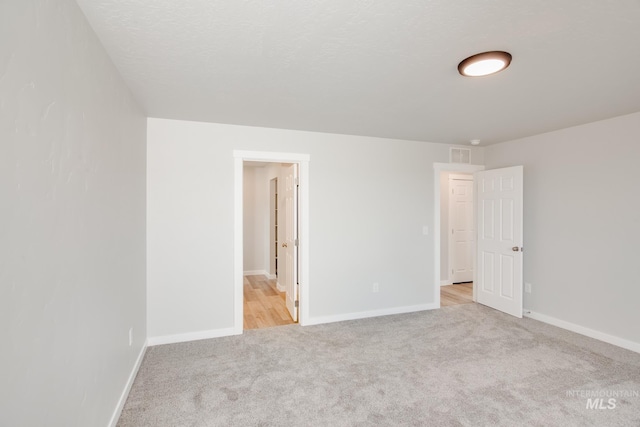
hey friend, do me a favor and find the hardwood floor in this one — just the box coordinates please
[440,282,473,307]
[244,275,294,330]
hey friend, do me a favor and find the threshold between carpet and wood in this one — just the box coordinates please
[117,304,640,426]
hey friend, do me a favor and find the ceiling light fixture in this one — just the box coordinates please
[470,139,481,146]
[458,51,512,77]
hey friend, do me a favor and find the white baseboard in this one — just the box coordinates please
[440,280,452,286]
[108,340,147,427]
[305,303,438,326]
[148,327,240,346]
[525,310,640,354]
[243,270,268,276]
[275,281,285,292]
[267,274,277,280]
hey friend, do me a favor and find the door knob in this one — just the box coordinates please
[282,243,288,248]
[512,246,520,252]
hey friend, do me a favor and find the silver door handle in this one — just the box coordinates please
[512,246,520,252]
[282,243,288,248]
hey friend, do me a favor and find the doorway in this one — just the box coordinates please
[434,163,525,317]
[234,151,310,334]
[433,163,485,308]
[440,172,475,308]
[242,161,299,329]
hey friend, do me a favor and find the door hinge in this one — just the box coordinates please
[294,300,299,308]
[295,177,299,186]
[294,238,299,246]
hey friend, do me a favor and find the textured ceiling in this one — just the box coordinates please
[75,0,640,145]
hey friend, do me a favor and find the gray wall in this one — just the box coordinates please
[0,1,147,425]
[243,163,286,275]
[440,172,451,283]
[147,118,483,338]
[243,164,279,273]
[484,112,640,345]
[243,166,260,271]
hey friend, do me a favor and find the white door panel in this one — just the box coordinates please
[449,177,474,283]
[476,166,523,318]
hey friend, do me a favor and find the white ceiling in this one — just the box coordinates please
[76,0,640,145]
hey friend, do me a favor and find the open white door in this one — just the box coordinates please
[283,164,298,322]
[476,166,523,318]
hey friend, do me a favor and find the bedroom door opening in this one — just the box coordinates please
[433,162,524,318]
[234,150,310,333]
[433,163,484,308]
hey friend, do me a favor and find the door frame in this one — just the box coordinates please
[433,163,484,307]
[234,150,310,333]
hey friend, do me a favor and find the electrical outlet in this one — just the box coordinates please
[525,283,532,294]
[129,328,133,346]
[372,282,379,293]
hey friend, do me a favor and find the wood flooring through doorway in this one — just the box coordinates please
[441,282,473,307]
[244,275,294,330]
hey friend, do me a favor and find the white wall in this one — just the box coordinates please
[243,167,258,271]
[147,118,483,338]
[243,165,272,273]
[484,111,640,346]
[0,1,147,426]
[440,172,451,283]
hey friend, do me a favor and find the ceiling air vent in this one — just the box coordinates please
[450,147,471,164]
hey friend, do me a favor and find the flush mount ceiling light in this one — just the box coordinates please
[458,51,512,77]
[470,139,481,146]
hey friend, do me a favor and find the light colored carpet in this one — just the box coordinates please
[118,304,640,426]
